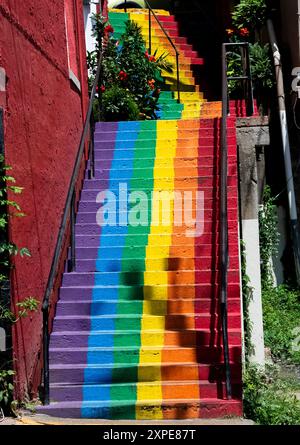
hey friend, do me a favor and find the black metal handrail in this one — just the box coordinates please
[221,42,253,399]
[42,52,102,405]
[123,0,181,103]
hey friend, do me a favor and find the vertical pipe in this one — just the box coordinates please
[149,8,152,54]
[267,19,300,284]
[221,44,232,400]
[124,0,127,13]
[176,53,180,104]
[42,307,49,405]
[245,44,254,116]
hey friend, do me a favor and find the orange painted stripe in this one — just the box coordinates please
[162,120,201,417]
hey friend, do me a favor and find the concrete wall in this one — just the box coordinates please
[0,0,88,398]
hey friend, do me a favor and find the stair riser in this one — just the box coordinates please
[94,135,236,145]
[73,240,239,257]
[74,231,239,248]
[74,221,238,238]
[79,188,237,202]
[49,363,242,385]
[78,196,238,212]
[61,268,240,286]
[94,120,232,132]
[49,346,242,365]
[83,176,237,189]
[49,382,242,403]
[52,314,241,332]
[58,283,241,301]
[37,400,243,419]
[77,207,238,223]
[55,298,241,316]
[91,145,237,156]
[50,330,242,348]
[74,256,240,272]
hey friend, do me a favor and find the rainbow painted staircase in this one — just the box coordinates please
[38,10,243,419]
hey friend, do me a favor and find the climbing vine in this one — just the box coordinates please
[0,153,38,416]
[258,185,279,289]
[240,240,254,363]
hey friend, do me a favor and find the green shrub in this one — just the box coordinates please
[88,17,171,120]
[262,285,300,364]
[232,0,268,30]
[101,86,140,122]
[244,365,300,425]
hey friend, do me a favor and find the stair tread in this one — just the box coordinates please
[51,327,242,334]
[50,380,241,388]
[40,398,242,407]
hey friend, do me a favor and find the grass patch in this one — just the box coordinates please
[262,284,300,364]
[244,365,300,425]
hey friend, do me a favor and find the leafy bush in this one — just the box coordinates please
[100,86,140,122]
[244,365,300,425]
[262,285,300,364]
[250,43,274,90]
[88,16,172,120]
[232,0,268,30]
[0,155,39,416]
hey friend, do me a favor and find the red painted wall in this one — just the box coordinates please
[0,0,88,398]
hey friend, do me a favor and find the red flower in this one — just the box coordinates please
[145,51,150,60]
[104,24,114,34]
[119,70,128,81]
[149,55,156,62]
[100,85,106,93]
[226,28,235,36]
[148,79,155,90]
[239,27,250,37]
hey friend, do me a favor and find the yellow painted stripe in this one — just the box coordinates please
[136,120,177,420]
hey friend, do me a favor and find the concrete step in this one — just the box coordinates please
[37,397,243,419]
[49,344,242,364]
[58,282,241,300]
[73,231,239,248]
[49,381,242,403]
[54,299,241,317]
[73,242,239,259]
[77,206,238,223]
[49,362,242,385]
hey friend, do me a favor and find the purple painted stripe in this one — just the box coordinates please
[48,126,117,399]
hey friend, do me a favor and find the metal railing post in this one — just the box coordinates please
[144,1,180,103]
[42,306,49,405]
[68,191,76,273]
[245,44,254,116]
[221,43,232,400]
[148,8,152,54]
[176,52,180,104]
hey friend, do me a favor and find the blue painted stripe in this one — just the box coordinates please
[82,122,140,416]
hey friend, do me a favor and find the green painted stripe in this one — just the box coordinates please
[110,121,156,419]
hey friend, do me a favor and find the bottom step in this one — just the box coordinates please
[37,398,242,419]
